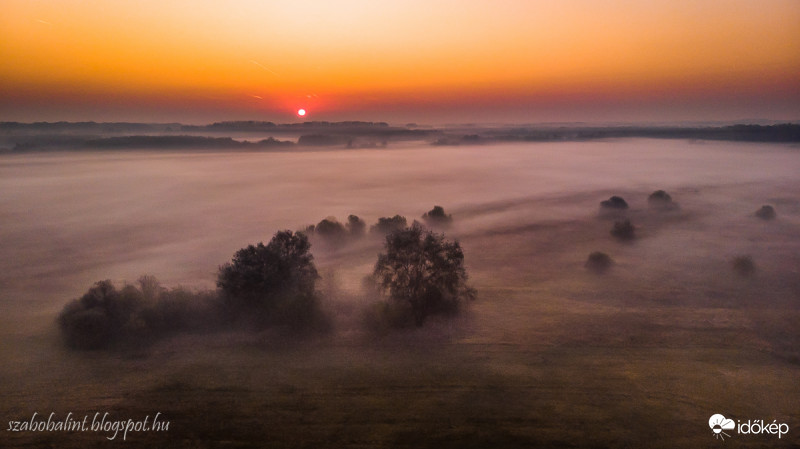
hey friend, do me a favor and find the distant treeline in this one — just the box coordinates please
[181,120,391,132]
[0,120,420,136]
[84,135,294,149]
[0,121,181,133]
[2,122,799,152]
[485,123,800,143]
[181,121,435,142]
[9,135,294,152]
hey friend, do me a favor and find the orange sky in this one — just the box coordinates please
[1,0,798,124]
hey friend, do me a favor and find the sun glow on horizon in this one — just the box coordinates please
[0,0,798,123]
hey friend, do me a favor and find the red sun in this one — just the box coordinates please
[297,108,306,117]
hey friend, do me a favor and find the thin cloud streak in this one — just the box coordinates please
[249,60,279,77]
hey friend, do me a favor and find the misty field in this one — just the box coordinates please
[1,139,799,448]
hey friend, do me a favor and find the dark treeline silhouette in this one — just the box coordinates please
[297,134,351,146]
[4,122,799,153]
[431,134,483,146]
[85,135,293,149]
[182,121,435,143]
[182,120,390,132]
[11,135,294,152]
[484,123,800,143]
[0,121,180,133]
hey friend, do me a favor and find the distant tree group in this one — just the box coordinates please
[303,215,367,246]
[59,207,473,349]
[372,223,475,326]
[422,205,453,228]
[370,215,408,235]
[314,217,347,241]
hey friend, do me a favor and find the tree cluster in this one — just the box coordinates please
[58,276,217,350]
[370,215,408,235]
[303,215,366,245]
[59,207,473,349]
[421,205,453,228]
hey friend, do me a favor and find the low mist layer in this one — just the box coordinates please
[1,139,799,447]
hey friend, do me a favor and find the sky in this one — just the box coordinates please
[1,0,799,125]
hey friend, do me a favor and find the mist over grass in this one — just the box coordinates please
[2,138,799,447]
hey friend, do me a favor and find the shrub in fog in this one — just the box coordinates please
[585,251,613,274]
[58,276,218,350]
[754,205,776,220]
[346,214,366,238]
[647,190,679,211]
[421,205,453,228]
[610,220,635,241]
[600,196,629,210]
[370,215,408,235]
[303,215,366,245]
[731,255,756,277]
[140,286,220,333]
[217,230,326,330]
[372,223,475,327]
[58,280,137,349]
[313,217,348,243]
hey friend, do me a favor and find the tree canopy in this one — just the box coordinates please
[217,230,321,328]
[422,205,453,227]
[373,223,475,326]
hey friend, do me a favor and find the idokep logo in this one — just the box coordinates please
[709,413,790,441]
[709,414,736,441]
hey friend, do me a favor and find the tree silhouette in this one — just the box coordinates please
[58,278,152,349]
[314,217,347,243]
[601,196,629,210]
[610,219,635,241]
[346,214,366,238]
[373,223,475,326]
[217,230,321,328]
[585,251,613,274]
[648,190,679,211]
[370,215,407,235]
[422,205,453,227]
[755,205,776,220]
